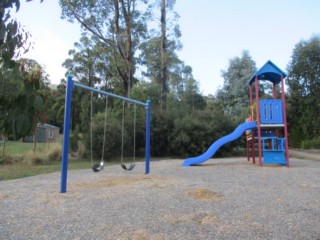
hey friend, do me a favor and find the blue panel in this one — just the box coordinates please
[260,100,283,124]
[262,137,286,165]
[263,151,286,165]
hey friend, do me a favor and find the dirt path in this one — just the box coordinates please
[290,149,320,161]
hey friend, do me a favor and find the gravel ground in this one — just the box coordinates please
[1,157,320,240]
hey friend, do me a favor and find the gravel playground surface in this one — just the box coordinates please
[1,157,320,240]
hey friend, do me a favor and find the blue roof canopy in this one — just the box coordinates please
[248,60,287,85]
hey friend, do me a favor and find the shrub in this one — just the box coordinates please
[24,151,49,165]
[150,110,174,156]
[22,143,62,165]
[70,125,80,152]
[301,137,320,149]
[168,109,235,157]
[77,140,88,158]
[46,143,62,161]
[288,127,302,148]
[1,155,23,164]
[87,111,122,160]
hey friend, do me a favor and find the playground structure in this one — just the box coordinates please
[183,60,289,167]
[60,75,151,193]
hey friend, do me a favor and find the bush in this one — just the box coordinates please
[24,151,49,165]
[77,139,88,158]
[301,137,320,149]
[70,125,80,152]
[46,143,62,161]
[150,110,174,156]
[168,109,235,157]
[1,155,23,164]
[288,127,302,148]
[22,143,62,165]
[87,111,123,160]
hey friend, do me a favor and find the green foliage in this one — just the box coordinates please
[87,106,146,161]
[145,90,236,157]
[69,125,79,151]
[0,1,43,68]
[301,137,320,149]
[0,58,48,145]
[60,0,149,97]
[286,35,320,145]
[217,50,256,124]
[150,110,174,156]
[49,80,66,129]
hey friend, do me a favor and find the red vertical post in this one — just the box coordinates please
[249,84,253,107]
[252,134,255,164]
[281,75,290,166]
[247,84,253,162]
[255,77,263,166]
[246,137,249,161]
[273,82,279,137]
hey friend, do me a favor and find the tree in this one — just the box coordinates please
[216,50,256,123]
[19,58,48,152]
[60,0,149,97]
[160,0,167,110]
[47,80,66,129]
[0,0,44,156]
[286,35,320,145]
[138,0,180,110]
[0,58,48,155]
[0,0,44,68]
[62,35,113,132]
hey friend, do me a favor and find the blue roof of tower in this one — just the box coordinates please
[248,60,287,85]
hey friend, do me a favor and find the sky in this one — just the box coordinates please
[14,0,320,95]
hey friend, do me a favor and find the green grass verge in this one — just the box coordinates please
[0,141,48,156]
[0,141,139,181]
[0,159,122,181]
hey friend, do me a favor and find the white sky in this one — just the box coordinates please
[15,0,320,95]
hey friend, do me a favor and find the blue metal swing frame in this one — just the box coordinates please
[60,75,151,193]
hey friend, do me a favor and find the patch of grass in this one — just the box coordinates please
[0,140,145,181]
[0,161,62,180]
[0,159,120,181]
[0,141,48,156]
[0,157,139,181]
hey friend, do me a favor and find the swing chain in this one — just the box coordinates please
[120,100,136,171]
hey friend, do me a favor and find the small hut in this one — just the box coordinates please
[23,123,60,143]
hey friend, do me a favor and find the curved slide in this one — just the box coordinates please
[182,121,257,166]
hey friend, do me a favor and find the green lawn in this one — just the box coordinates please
[0,141,142,181]
[0,159,93,181]
[0,141,90,180]
[0,141,47,156]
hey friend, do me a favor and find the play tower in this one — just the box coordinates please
[246,60,289,166]
[182,60,289,167]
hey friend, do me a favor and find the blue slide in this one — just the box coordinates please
[182,121,257,166]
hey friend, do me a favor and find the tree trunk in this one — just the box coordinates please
[160,0,167,110]
[33,128,37,154]
[114,0,134,98]
[2,137,6,157]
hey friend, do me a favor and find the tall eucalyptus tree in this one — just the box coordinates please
[60,0,149,97]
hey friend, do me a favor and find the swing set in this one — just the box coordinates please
[60,75,151,193]
[90,93,137,172]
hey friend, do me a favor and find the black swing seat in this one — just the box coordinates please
[121,163,135,171]
[92,162,104,172]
